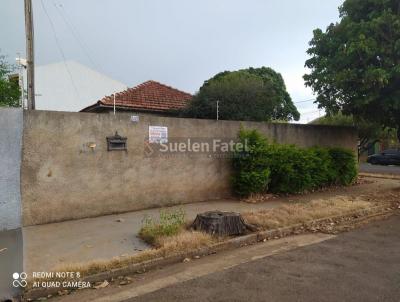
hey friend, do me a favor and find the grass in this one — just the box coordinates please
[29,191,398,288]
[50,207,214,279]
[34,230,216,289]
[139,208,186,245]
[242,193,276,204]
[33,209,215,286]
[156,230,214,253]
[242,195,376,230]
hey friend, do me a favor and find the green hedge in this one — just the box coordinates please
[232,128,357,196]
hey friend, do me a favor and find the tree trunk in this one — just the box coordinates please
[191,211,257,236]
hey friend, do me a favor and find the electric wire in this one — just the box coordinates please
[40,0,81,102]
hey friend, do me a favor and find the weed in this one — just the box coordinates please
[139,208,186,245]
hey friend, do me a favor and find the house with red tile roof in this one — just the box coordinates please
[80,80,192,115]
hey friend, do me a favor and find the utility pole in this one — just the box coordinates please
[113,93,116,115]
[25,0,35,110]
[216,100,219,121]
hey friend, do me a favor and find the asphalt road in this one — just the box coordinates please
[360,162,400,175]
[130,215,400,302]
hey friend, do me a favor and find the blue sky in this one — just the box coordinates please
[1,0,343,122]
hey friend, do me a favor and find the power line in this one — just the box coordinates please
[40,0,81,102]
[294,98,316,104]
[299,110,321,115]
[52,1,101,72]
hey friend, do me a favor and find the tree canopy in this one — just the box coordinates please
[182,67,300,122]
[0,54,20,107]
[304,0,400,141]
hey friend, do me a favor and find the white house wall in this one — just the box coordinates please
[34,60,127,112]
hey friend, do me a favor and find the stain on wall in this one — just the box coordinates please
[0,108,23,230]
[21,110,357,226]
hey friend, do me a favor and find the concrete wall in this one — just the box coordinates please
[21,110,357,226]
[0,108,23,230]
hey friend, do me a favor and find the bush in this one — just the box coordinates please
[139,208,185,245]
[232,128,358,196]
[308,147,337,187]
[233,169,271,196]
[265,144,315,194]
[232,128,271,196]
[328,147,358,185]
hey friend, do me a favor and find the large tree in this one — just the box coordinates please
[304,0,400,141]
[182,67,300,122]
[0,53,20,107]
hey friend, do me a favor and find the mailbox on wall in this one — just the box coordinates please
[106,131,127,151]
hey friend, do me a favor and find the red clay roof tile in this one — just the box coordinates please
[85,80,192,112]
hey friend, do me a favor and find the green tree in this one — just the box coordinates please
[0,54,20,107]
[304,0,400,141]
[182,67,300,122]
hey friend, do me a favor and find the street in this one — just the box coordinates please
[360,163,400,175]
[129,215,400,302]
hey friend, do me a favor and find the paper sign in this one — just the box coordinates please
[149,126,168,144]
[130,115,139,122]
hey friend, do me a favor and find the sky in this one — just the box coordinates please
[0,0,343,123]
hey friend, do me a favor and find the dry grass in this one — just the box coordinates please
[156,230,215,253]
[41,230,215,285]
[242,193,276,204]
[242,195,376,230]
[139,208,186,245]
[29,189,399,288]
[53,196,373,279]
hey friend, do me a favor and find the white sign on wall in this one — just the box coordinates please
[130,115,139,123]
[149,126,168,144]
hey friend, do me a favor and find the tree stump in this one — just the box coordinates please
[191,211,255,236]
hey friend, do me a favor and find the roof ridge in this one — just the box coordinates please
[123,80,192,97]
[92,80,193,110]
[147,80,193,97]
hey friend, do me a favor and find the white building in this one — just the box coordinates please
[22,60,127,112]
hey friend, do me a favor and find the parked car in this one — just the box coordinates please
[367,149,400,165]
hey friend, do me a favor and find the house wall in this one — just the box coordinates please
[20,110,357,226]
[0,108,23,230]
[34,60,127,112]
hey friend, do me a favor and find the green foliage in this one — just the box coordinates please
[182,67,300,122]
[233,170,271,197]
[263,144,315,194]
[308,147,337,186]
[328,147,358,185]
[0,53,20,107]
[232,129,358,196]
[311,113,354,127]
[304,0,400,141]
[139,208,185,245]
[232,128,270,196]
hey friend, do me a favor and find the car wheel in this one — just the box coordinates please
[369,158,378,165]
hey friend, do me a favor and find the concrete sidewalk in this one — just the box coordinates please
[23,177,399,274]
[0,228,23,300]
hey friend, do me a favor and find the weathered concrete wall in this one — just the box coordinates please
[21,110,357,226]
[0,108,23,230]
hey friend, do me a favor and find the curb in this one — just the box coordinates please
[23,204,395,301]
[359,172,400,180]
